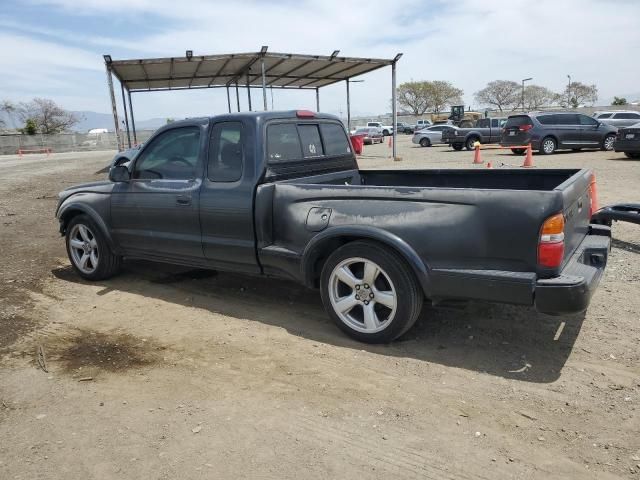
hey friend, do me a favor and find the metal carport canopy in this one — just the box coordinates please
[104,48,402,157]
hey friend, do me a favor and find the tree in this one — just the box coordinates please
[474,80,521,112]
[21,118,38,135]
[523,85,556,110]
[562,81,598,108]
[16,98,79,134]
[0,100,16,128]
[425,81,463,113]
[612,96,628,106]
[396,81,431,115]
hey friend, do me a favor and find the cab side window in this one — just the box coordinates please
[133,127,201,180]
[208,122,243,182]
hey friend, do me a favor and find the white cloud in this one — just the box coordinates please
[4,0,640,121]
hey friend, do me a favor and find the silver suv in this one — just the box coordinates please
[593,111,640,128]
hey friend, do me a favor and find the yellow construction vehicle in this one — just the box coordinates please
[431,105,483,127]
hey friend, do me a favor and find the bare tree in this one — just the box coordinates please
[523,85,557,110]
[17,98,79,134]
[474,80,521,112]
[396,81,431,115]
[426,81,463,113]
[0,100,16,128]
[562,81,598,108]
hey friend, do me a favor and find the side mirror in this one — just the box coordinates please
[109,165,131,182]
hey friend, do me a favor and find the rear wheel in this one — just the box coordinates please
[66,214,121,281]
[320,241,423,343]
[540,136,556,155]
[625,152,640,159]
[601,134,616,151]
[419,137,430,147]
[452,143,464,151]
[465,137,479,151]
[511,148,526,155]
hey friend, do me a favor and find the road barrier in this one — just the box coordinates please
[17,148,52,157]
[472,142,534,168]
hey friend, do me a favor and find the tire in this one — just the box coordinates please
[383,129,389,136]
[419,137,430,147]
[465,137,479,151]
[601,134,616,151]
[65,214,121,281]
[625,152,640,159]
[452,143,464,151]
[320,241,423,343]
[539,136,556,155]
[511,148,526,155]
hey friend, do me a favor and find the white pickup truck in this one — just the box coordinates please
[367,122,393,136]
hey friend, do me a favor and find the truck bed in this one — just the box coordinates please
[257,168,594,306]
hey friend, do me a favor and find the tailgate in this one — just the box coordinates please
[559,170,594,266]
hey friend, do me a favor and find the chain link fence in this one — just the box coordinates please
[0,130,157,155]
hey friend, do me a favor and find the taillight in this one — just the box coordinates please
[519,124,533,132]
[538,213,565,268]
[589,173,599,218]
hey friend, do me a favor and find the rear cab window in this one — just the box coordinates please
[267,121,353,164]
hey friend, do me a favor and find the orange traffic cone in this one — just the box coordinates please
[387,135,392,148]
[522,144,534,167]
[473,144,483,164]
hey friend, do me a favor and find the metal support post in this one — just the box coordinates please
[316,88,320,112]
[261,57,268,111]
[105,64,122,151]
[391,61,398,160]
[346,79,351,132]
[246,73,252,111]
[235,82,240,112]
[127,89,137,145]
[120,83,131,148]
[226,85,231,113]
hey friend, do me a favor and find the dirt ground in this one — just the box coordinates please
[1,138,639,479]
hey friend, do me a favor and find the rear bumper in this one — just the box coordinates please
[535,227,610,314]
[500,137,540,149]
[429,226,610,315]
[614,140,640,152]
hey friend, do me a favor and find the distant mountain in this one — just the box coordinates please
[1,109,169,133]
[72,111,167,132]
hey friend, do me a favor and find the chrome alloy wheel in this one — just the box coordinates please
[603,135,615,151]
[68,223,99,274]
[543,138,556,154]
[328,257,397,333]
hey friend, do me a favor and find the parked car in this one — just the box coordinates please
[56,110,611,343]
[412,125,456,147]
[614,122,640,159]
[415,119,431,130]
[396,122,415,134]
[593,111,640,128]
[443,117,507,150]
[501,112,618,155]
[354,127,384,145]
[367,122,393,136]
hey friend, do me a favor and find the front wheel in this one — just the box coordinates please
[66,214,121,281]
[320,241,423,343]
[452,143,464,151]
[511,148,526,155]
[419,137,430,147]
[383,130,389,136]
[601,134,616,151]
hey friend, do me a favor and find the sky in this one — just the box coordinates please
[1,0,639,121]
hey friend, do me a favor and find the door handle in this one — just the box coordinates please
[176,195,192,206]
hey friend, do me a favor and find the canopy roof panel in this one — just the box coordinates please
[106,50,397,92]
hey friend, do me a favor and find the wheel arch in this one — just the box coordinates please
[301,226,430,295]
[57,202,117,251]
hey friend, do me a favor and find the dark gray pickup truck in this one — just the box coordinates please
[56,110,611,343]
[443,117,507,150]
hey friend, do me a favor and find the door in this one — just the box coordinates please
[577,114,602,146]
[111,125,205,260]
[554,114,581,147]
[199,120,260,274]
